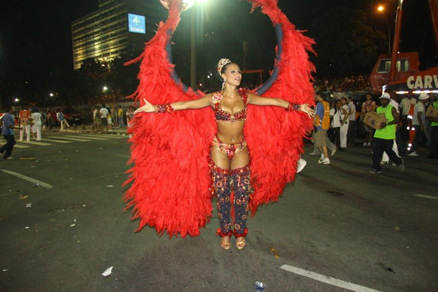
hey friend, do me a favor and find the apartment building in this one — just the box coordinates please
[72,0,166,70]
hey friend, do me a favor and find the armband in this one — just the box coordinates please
[155,104,174,113]
[286,103,300,112]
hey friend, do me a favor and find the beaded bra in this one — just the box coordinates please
[212,89,248,122]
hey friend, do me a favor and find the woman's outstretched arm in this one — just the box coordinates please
[134,94,213,114]
[247,92,315,117]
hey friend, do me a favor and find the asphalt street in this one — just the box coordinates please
[0,129,437,292]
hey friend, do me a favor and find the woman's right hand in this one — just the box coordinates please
[134,98,155,114]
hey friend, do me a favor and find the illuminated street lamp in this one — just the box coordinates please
[160,0,194,10]
[159,0,208,90]
[377,5,391,54]
[207,72,213,90]
[14,98,20,103]
[102,86,108,93]
[49,92,54,97]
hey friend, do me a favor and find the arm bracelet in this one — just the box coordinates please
[286,103,300,112]
[155,104,174,113]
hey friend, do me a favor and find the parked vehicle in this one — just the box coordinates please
[63,107,84,125]
[52,107,84,125]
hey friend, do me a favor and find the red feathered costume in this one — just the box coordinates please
[124,0,316,238]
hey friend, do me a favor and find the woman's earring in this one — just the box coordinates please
[221,81,225,90]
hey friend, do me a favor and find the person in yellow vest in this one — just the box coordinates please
[370,93,405,174]
[314,90,331,164]
[428,95,438,158]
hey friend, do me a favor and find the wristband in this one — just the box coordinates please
[286,103,300,112]
[155,104,174,113]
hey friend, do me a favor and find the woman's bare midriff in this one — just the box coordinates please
[215,121,245,144]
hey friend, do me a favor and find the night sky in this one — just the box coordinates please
[0,0,436,104]
[0,0,99,75]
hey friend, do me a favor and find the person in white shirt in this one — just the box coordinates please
[340,98,349,148]
[399,91,416,143]
[30,108,43,141]
[330,99,347,149]
[408,92,428,156]
[347,96,356,146]
[92,106,101,131]
[99,104,109,133]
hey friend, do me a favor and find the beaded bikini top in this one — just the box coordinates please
[212,89,248,122]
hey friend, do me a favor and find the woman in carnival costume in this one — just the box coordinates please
[124,0,317,250]
[134,58,314,249]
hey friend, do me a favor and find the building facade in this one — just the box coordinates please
[72,0,166,70]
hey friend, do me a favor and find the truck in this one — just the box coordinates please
[370,0,438,94]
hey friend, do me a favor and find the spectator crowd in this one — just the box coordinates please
[309,88,438,172]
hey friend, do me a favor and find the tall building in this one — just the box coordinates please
[72,0,167,70]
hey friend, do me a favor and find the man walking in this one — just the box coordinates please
[370,93,405,174]
[429,95,438,159]
[408,92,428,156]
[30,108,43,141]
[347,96,356,146]
[18,107,30,142]
[314,90,331,165]
[399,91,416,145]
[57,109,69,131]
[117,105,124,127]
[1,107,18,160]
[100,104,109,133]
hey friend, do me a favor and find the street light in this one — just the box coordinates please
[160,0,204,90]
[377,5,391,54]
[191,0,209,90]
[102,86,108,93]
[190,6,197,90]
[160,0,194,10]
[207,72,213,90]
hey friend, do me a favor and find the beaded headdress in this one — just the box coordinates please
[217,58,232,74]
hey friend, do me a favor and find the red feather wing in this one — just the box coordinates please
[123,2,215,238]
[246,0,316,213]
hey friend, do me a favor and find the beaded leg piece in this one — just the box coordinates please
[211,165,233,237]
[231,165,252,238]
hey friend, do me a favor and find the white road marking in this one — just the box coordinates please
[49,136,91,142]
[19,140,52,146]
[96,134,127,139]
[13,144,31,149]
[42,138,73,144]
[65,135,105,140]
[0,169,53,189]
[280,264,382,292]
[413,194,438,200]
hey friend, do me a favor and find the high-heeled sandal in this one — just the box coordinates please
[220,237,231,250]
[236,237,246,249]
[217,228,232,250]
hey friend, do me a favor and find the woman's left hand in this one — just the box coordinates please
[299,104,315,118]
